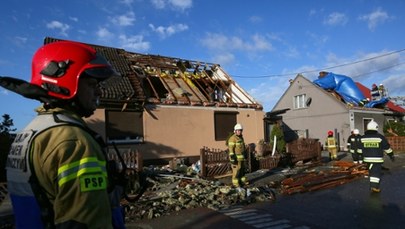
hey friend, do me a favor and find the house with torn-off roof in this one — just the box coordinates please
[269,73,405,150]
[44,37,265,162]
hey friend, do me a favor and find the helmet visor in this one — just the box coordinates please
[83,53,121,79]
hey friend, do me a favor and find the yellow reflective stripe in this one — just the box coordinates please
[385,149,393,154]
[228,142,236,146]
[361,138,382,143]
[57,157,107,187]
[363,157,383,163]
[236,154,245,161]
[370,177,380,183]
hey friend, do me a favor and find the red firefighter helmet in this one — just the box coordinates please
[31,41,119,100]
[327,130,333,136]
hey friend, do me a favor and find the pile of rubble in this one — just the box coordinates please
[123,170,276,222]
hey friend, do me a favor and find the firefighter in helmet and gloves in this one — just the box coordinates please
[359,120,394,193]
[227,123,249,187]
[1,40,126,228]
[347,129,363,164]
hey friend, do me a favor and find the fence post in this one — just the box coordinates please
[136,150,143,172]
[200,147,207,177]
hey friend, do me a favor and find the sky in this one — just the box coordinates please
[1,0,405,131]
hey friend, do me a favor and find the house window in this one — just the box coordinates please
[214,112,237,141]
[106,111,143,143]
[293,94,306,109]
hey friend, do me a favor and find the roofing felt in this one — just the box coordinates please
[44,37,263,111]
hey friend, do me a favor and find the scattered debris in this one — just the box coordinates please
[123,169,276,222]
[279,161,368,195]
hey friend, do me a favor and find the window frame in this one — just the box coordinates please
[105,110,144,142]
[293,94,307,109]
[214,111,238,141]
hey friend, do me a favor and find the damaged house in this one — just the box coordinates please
[270,72,405,150]
[44,37,265,162]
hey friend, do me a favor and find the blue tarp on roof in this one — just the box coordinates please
[313,72,388,108]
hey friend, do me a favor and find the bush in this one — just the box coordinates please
[270,124,286,154]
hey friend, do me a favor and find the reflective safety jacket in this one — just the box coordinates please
[228,134,246,162]
[326,137,337,149]
[347,134,362,154]
[6,107,112,228]
[359,130,393,163]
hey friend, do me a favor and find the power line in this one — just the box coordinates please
[231,48,405,79]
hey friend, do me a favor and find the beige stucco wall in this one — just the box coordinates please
[86,106,265,160]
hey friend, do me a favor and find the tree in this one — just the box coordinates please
[0,114,16,182]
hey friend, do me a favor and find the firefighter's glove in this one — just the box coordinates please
[389,154,395,162]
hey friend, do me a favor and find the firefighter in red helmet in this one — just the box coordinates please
[325,130,338,160]
[2,41,124,228]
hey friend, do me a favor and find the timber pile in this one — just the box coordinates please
[280,161,368,195]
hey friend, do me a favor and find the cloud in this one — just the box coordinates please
[119,35,150,51]
[359,8,390,31]
[69,17,79,22]
[151,0,192,11]
[120,0,134,5]
[324,12,348,26]
[1,89,9,95]
[111,11,136,26]
[97,27,114,40]
[249,78,291,111]
[321,51,401,81]
[12,36,28,47]
[149,23,188,38]
[249,16,262,23]
[201,33,272,52]
[46,20,70,37]
[382,71,405,96]
[212,53,235,66]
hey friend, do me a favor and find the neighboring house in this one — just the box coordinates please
[270,74,405,150]
[44,37,265,161]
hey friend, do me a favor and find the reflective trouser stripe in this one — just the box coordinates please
[370,176,380,184]
[236,154,245,161]
[363,157,383,163]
